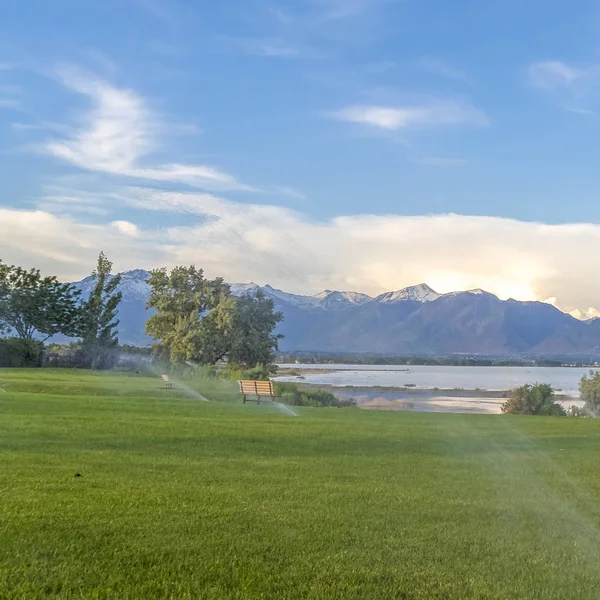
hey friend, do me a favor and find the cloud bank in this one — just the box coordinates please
[2,190,600,318]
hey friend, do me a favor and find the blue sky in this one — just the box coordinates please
[2,0,600,316]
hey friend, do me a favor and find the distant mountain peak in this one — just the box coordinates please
[121,269,151,280]
[376,283,440,304]
[315,290,373,305]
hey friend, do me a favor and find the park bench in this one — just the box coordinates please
[239,380,276,404]
[162,374,173,389]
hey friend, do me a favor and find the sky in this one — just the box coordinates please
[1,0,600,318]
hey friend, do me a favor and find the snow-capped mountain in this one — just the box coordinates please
[72,269,151,300]
[66,270,600,355]
[232,283,372,310]
[375,284,440,304]
[315,290,373,307]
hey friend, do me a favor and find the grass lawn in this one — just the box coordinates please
[2,369,600,599]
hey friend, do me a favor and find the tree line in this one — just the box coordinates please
[0,256,282,370]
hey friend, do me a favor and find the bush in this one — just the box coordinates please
[0,338,43,368]
[501,383,566,416]
[567,405,589,418]
[274,381,348,408]
[222,362,275,382]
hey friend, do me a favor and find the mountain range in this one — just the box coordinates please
[71,270,600,357]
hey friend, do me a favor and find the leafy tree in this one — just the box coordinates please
[0,259,81,341]
[579,370,600,416]
[145,265,283,367]
[78,252,123,370]
[228,292,283,367]
[145,266,229,364]
[501,383,566,416]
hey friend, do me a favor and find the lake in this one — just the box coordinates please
[275,364,597,414]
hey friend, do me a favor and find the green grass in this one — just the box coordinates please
[2,369,600,599]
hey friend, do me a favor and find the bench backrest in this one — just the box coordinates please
[239,380,275,397]
[161,375,170,382]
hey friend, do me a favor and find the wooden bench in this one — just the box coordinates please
[162,374,173,389]
[239,380,276,404]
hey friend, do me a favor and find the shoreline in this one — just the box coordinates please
[280,381,582,415]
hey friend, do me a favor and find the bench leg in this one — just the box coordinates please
[243,395,246,404]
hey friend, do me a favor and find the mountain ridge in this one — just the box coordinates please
[69,270,600,356]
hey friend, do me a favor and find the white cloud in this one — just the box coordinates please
[570,307,600,320]
[112,220,139,237]
[329,101,488,130]
[5,192,600,318]
[45,66,251,190]
[0,208,163,280]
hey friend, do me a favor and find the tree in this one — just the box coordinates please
[145,266,229,364]
[579,370,600,416]
[501,383,566,416]
[0,259,81,341]
[78,252,123,370]
[227,291,283,367]
[145,265,283,367]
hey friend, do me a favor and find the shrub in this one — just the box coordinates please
[567,405,589,418]
[222,362,276,382]
[501,383,566,416]
[0,338,43,368]
[274,381,346,407]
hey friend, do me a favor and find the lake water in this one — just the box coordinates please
[275,364,596,414]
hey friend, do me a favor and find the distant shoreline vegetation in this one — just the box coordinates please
[276,352,600,368]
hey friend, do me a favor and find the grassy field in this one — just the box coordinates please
[2,370,600,599]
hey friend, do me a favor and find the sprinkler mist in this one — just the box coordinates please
[148,363,208,402]
[272,401,298,417]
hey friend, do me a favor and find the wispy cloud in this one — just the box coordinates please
[131,0,180,27]
[315,0,384,22]
[416,157,467,167]
[419,58,471,84]
[0,83,22,111]
[45,66,252,190]
[270,6,293,25]
[226,37,310,58]
[529,60,600,111]
[277,186,308,200]
[328,100,488,130]
[529,61,584,91]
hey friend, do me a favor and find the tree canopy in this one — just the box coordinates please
[501,383,566,416]
[145,265,283,367]
[0,259,81,341]
[579,370,600,416]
